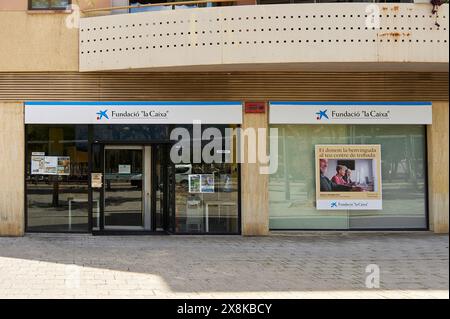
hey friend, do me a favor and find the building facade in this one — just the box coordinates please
[0,0,448,236]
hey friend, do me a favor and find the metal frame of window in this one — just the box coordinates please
[28,0,72,10]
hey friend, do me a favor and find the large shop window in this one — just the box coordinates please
[26,125,89,232]
[269,125,427,230]
[172,125,240,234]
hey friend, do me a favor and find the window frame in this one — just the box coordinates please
[28,0,72,11]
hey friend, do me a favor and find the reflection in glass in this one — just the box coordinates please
[26,125,89,232]
[349,125,427,229]
[94,124,169,141]
[30,0,70,9]
[270,125,350,229]
[269,125,427,230]
[173,125,239,234]
[104,148,144,228]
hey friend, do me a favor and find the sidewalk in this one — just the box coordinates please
[0,232,448,299]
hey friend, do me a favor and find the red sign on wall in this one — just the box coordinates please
[244,102,266,113]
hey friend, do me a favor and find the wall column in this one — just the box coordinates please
[427,101,449,234]
[241,108,269,236]
[0,102,25,236]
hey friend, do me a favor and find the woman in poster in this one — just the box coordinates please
[331,165,348,185]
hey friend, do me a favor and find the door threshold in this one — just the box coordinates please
[92,230,169,236]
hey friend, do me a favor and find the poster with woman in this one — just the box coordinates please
[315,145,382,210]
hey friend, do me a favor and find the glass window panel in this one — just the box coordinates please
[173,125,239,234]
[269,125,350,229]
[269,124,427,230]
[26,125,89,232]
[104,148,143,227]
[348,125,427,229]
[31,0,70,9]
[129,0,171,12]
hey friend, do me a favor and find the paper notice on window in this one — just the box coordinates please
[188,174,215,193]
[31,155,46,174]
[44,156,58,175]
[91,173,103,188]
[118,164,131,174]
[188,174,201,193]
[57,157,70,175]
[31,156,70,175]
[200,174,215,193]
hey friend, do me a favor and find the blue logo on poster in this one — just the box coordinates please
[96,110,109,120]
[316,109,329,120]
[330,202,338,208]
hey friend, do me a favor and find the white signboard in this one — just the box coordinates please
[118,165,131,174]
[25,102,242,124]
[269,102,432,124]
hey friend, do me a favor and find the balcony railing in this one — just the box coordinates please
[79,2,449,72]
[81,0,239,16]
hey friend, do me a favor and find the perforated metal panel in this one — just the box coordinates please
[79,3,449,71]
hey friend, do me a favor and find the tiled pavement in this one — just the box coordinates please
[0,232,448,299]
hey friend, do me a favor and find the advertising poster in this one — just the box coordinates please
[57,157,71,175]
[200,174,215,193]
[31,155,70,176]
[31,155,46,174]
[43,156,58,175]
[188,174,201,193]
[315,145,382,210]
[188,174,215,193]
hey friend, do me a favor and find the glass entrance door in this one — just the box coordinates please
[103,146,151,230]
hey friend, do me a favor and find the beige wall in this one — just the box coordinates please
[428,102,449,234]
[0,0,27,10]
[241,109,269,236]
[0,11,78,71]
[77,0,111,11]
[0,103,25,236]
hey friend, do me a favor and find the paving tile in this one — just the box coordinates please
[0,233,447,299]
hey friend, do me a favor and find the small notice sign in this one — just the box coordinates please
[118,164,131,174]
[91,173,103,188]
